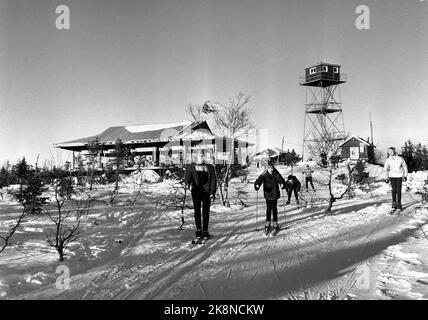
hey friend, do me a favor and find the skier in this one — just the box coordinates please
[384,147,408,214]
[185,154,217,242]
[302,165,316,192]
[285,175,301,205]
[254,161,286,235]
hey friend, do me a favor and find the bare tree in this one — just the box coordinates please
[0,211,26,254]
[45,170,92,261]
[49,148,68,171]
[186,103,206,123]
[157,167,190,229]
[317,153,355,213]
[208,93,254,206]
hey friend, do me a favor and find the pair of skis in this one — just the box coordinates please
[190,235,211,246]
[389,208,402,215]
[264,225,282,237]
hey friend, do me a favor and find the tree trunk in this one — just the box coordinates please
[58,246,64,262]
[326,165,334,213]
[115,159,120,192]
[347,164,353,199]
[223,164,231,207]
[214,166,225,205]
[115,170,119,191]
[89,168,94,191]
[221,142,235,207]
[326,195,335,213]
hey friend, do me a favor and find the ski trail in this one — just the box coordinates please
[117,217,248,299]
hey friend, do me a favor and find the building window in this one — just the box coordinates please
[333,67,339,73]
[322,66,328,72]
[350,147,360,160]
[309,67,317,75]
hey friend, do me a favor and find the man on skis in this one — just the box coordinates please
[185,153,217,243]
[254,161,286,235]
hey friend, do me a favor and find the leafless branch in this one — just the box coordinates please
[186,103,206,123]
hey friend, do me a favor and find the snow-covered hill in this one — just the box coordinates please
[0,166,427,300]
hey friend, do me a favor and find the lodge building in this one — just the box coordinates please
[54,121,252,172]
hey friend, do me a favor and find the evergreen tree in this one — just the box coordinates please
[282,149,301,174]
[111,138,130,192]
[0,166,7,188]
[353,160,368,184]
[14,157,29,185]
[401,140,426,172]
[15,169,47,215]
[87,137,103,190]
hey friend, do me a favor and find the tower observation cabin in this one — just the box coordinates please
[300,62,347,161]
[301,63,346,87]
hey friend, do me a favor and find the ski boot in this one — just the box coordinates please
[389,203,397,215]
[395,204,403,215]
[264,224,271,236]
[191,230,203,245]
[201,230,210,243]
[271,224,280,236]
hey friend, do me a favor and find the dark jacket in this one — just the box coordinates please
[254,168,286,200]
[285,175,301,192]
[185,163,217,196]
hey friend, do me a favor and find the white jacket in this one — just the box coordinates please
[384,156,408,178]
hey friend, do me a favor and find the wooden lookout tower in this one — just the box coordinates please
[300,62,347,162]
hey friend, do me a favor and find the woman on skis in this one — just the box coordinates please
[384,147,408,214]
[254,161,286,235]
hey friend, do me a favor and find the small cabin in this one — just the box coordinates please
[301,62,345,87]
[340,136,375,163]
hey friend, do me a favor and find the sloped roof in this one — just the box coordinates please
[340,136,373,148]
[55,120,254,152]
[55,121,201,149]
[255,147,281,157]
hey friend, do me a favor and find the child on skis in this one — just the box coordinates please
[254,161,286,235]
[285,175,301,205]
[384,147,408,214]
[185,153,217,242]
[302,165,316,192]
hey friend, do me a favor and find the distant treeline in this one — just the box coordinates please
[1,139,427,188]
[400,140,428,173]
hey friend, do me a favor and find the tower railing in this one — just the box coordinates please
[299,73,347,85]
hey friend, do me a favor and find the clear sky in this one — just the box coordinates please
[1,0,427,166]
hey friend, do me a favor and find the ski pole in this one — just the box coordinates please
[282,189,286,226]
[256,189,259,231]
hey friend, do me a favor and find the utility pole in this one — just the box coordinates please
[281,137,285,154]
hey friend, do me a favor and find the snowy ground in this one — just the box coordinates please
[0,164,427,300]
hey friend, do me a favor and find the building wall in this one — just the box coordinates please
[341,138,370,160]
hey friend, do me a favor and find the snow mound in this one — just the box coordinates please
[366,164,387,180]
[406,171,428,192]
[122,170,161,185]
[25,272,49,285]
[0,191,18,205]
